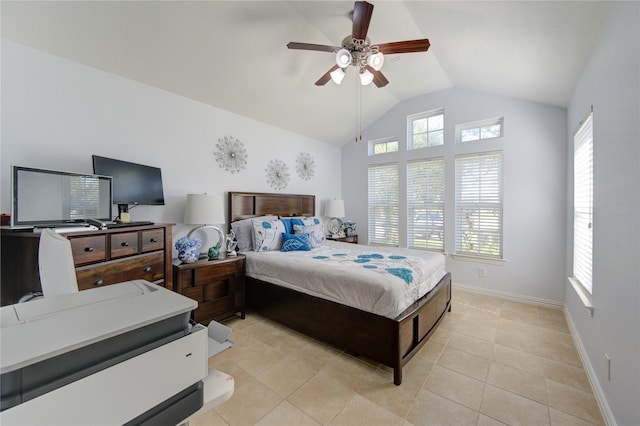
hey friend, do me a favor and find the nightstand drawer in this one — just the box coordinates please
[194,262,243,286]
[69,235,107,266]
[110,232,139,258]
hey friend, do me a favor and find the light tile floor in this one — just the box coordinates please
[192,289,604,426]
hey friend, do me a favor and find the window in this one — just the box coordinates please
[407,159,445,251]
[457,117,504,143]
[369,137,399,155]
[368,163,399,246]
[573,113,593,294]
[408,109,444,149]
[455,151,503,259]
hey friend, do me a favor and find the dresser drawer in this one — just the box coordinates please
[141,229,164,252]
[76,252,165,290]
[110,232,139,258]
[69,235,107,266]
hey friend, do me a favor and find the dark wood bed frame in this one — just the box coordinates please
[228,191,451,385]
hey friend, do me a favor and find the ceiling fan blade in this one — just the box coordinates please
[315,65,340,86]
[352,1,374,41]
[376,39,431,54]
[365,65,389,88]
[287,42,339,53]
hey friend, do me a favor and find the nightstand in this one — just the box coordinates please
[173,254,246,323]
[326,234,358,244]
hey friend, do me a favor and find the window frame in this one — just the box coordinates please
[369,137,399,156]
[572,113,594,295]
[456,117,504,144]
[454,151,504,261]
[367,162,399,246]
[407,109,445,150]
[406,158,445,251]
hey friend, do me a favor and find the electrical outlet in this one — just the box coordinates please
[478,268,486,278]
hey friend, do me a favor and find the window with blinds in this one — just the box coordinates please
[368,163,399,246]
[455,151,503,258]
[407,158,445,251]
[65,175,104,220]
[573,113,593,294]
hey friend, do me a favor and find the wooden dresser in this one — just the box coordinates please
[0,224,173,306]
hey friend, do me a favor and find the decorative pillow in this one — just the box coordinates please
[231,215,278,252]
[281,233,311,252]
[293,223,325,248]
[252,219,286,251]
[280,217,306,234]
[301,216,322,227]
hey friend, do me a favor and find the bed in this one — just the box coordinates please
[228,191,451,385]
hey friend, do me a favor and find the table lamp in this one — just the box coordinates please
[324,199,346,238]
[184,193,226,259]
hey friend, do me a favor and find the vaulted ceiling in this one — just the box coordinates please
[2,1,612,145]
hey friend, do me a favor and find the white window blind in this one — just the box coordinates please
[368,163,399,246]
[573,113,593,294]
[455,151,503,258]
[407,158,445,251]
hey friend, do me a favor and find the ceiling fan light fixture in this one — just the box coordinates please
[367,52,384,71]
[330,67,346,85]
[336,48,353,68]
[359,68,374,86]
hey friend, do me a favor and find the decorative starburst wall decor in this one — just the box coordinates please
[214,136,247,174]
[296,152,315,181]
[265,159,290,190]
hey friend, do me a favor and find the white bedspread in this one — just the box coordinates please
[242,241,446,319]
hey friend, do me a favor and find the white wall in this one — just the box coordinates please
[1,40,342,242]
[565,2,640,425]
[342,87,568,303]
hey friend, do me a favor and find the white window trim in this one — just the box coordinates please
[456,117,504,143]
[369,136,399,156]
[407,108,445,150]
[454,151,504,260]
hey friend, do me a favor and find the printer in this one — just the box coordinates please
[1,280,234,425]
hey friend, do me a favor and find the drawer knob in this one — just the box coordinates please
[143,266,152,273]
[121,242,130,247]
[150,238,158,243]
[85,247,94,252]
[94,278,105,286]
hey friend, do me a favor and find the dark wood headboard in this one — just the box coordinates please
[228,192,315,223]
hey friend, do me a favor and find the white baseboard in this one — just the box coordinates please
[563,308,617,426]
[452,282,564,310]
[450,281,615,425]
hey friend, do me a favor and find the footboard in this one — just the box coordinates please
[246,272,451,385]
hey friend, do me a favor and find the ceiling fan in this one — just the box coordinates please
[287,1,430,88]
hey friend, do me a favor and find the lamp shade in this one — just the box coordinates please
[330,67,346,85]
[184,194,225,225]
[335,48,352,68]
[324,199,345,218]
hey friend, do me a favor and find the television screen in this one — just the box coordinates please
[11,166,113,226]
[92,155,165,212]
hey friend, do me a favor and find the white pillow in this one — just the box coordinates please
[230,215,277,252]
[293,223,325,248]
[252,219,287,252]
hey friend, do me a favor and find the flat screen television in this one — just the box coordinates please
[11,166,113,226]
[92,155,165,215]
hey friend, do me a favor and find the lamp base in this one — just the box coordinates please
[187,225,225,259]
